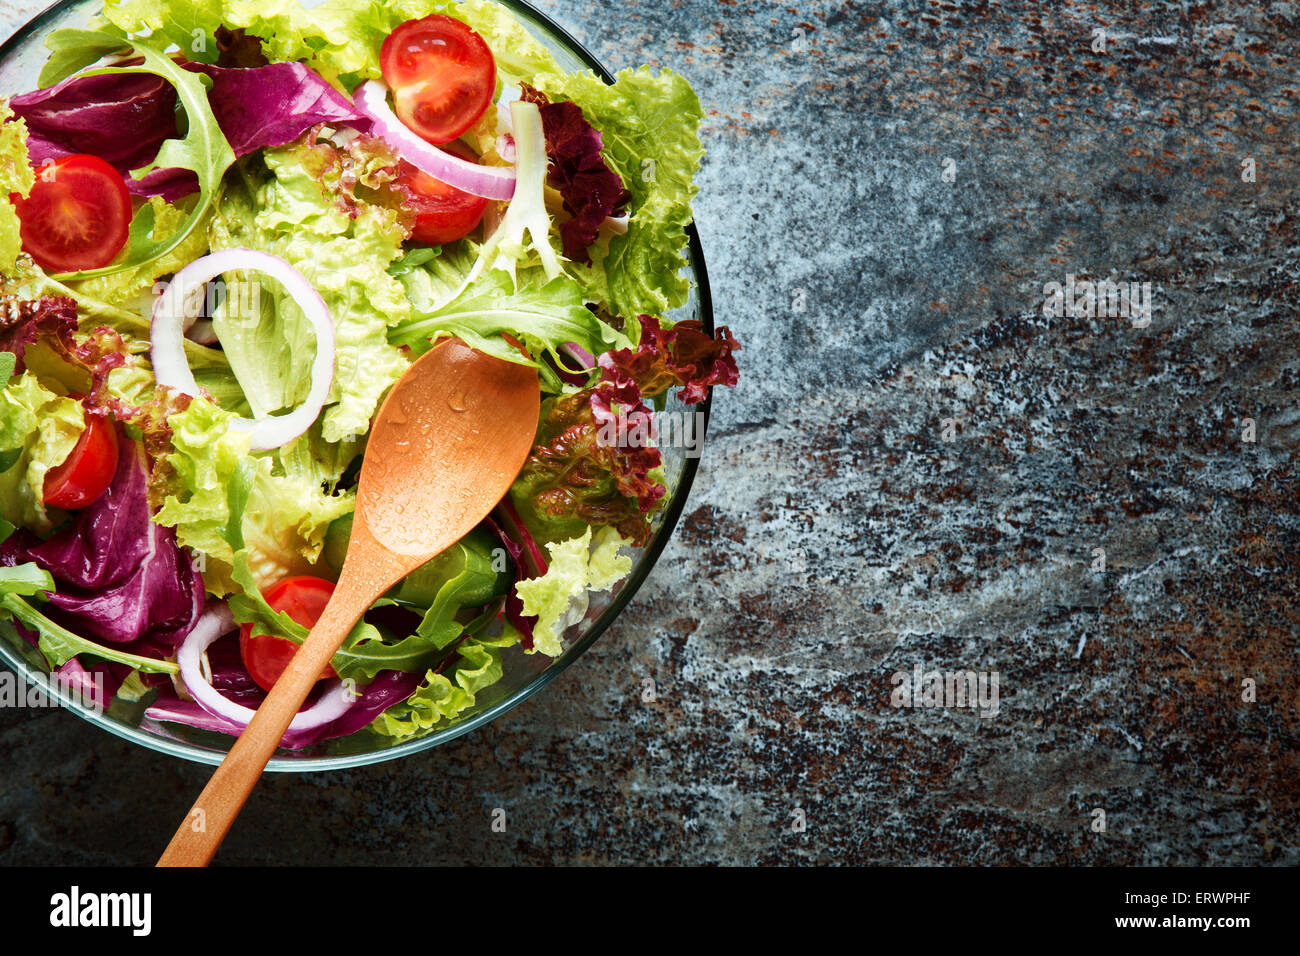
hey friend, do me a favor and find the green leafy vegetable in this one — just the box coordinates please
[368,638,507,740]
[391,253,626,388]
[67,197,213,313]
[209,140,411,443]
[226,532,506,681]
[0,101,34,274]
[532,66,704,321]
[102,0,562,90]
[0,371,85,533]
[0,565,178,674]
[514,525,632,657]
[39,29,236,281]
[150,396,353,593]
[481,100,564,284]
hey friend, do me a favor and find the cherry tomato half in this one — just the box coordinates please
[13,154,132,273]
[239,576,338,693]
[396,141,490,244]
[380,14,496,145]
[43,408,118,510]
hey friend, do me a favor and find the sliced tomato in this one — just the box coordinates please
[396,141,490,244]
[239,576,338,692]
[13,154,131,273]
[380,14,496,145]
[43,407,118,510]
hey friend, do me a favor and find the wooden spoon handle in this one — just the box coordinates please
[156,579,372,867]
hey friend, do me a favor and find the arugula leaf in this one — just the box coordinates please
[39,29,236,282]
[225,531,506,681]
[0,564,54,597]
[225,551,445,681]
[36,27,131,88]
[0,577,179,675]
[66,197,213,313]
[391,264,626,388]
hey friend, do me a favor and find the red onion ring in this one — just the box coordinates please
[151,249,336,451]
[176,604,357,733]
[352,80,516,201]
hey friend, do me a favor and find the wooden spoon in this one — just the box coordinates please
[157,339,540,867]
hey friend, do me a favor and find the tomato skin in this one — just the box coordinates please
[239,577,338,693]
[380,14,496,145]
[43,408,119,510]
[13,154,132,273]
[396,141,490,244]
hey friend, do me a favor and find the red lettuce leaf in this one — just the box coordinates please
[0,295,77,373]
[54,657,122,711]
[185,61,367,158]
[143,636,425,749]
[8,70,187,198]
[510,380,666,546]
[0,439,203,649]
[6,61,366,201]
[483,504,549,650]
[520,84,630,265]
[598,315,740,404]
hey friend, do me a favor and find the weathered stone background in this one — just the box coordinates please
[1,0,1297,865]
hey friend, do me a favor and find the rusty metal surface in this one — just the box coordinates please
[1,0,1298,865]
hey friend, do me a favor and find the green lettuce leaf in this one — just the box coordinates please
[368,638,506,740]
[209,141,411,444]
[98,0,239,64]
[514,525,632,657]
[0,371,85,533]
[0,565,178,675]
[532,66,704,320]
[150,396,353,593]
[0,101,34,274]
[39,29,236,282]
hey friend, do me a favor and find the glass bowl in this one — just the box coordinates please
[0,0,713,770]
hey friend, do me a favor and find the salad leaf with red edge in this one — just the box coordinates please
[509,379,666,547]
[599,315,741,404]
[519,84,630,265]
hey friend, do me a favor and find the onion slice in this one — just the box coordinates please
[176,604,357,733]
[352,80,517,201]
[185,318,218,346]
[152,249,336,451]
[559,341,595,370]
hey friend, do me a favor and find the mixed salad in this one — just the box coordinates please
[0,0,739,750]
